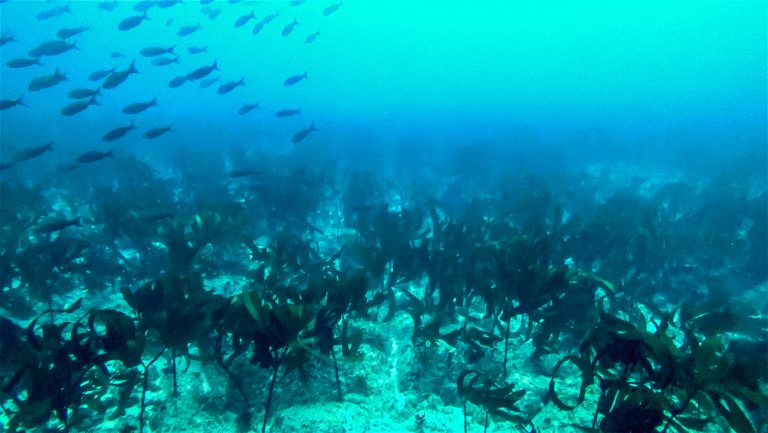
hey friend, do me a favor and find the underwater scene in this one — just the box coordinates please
[0,1,767,433]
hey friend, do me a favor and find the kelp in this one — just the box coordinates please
[548,311,768,433]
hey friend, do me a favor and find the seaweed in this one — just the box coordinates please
[457,370,528,432]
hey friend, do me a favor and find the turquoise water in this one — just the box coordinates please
[0,2,766,433]
[1,1,765,167]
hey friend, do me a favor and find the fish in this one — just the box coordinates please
[0,96,27,111]
[133,0,155,12]
[143,125,171,139]
[29,40,78,58]
[119,12,149,31]
[201,7,221,20]
[227,169,256,178]
[61,96,99,116]
[57,25,90,40]
[234,11,255,28]
[283,71,307,86]
[36,217,81,234]
[186,60,219,81]
[0,162,15,171]
[122,97,158,114]
[69,87,102,99]
[76,150,113,163]
[6,57,42,68]
[97,1,118,11]
[102,122,136,142]
[140,45,175,57]
[282,17,298,36]
[305,30,320,44]
[217,77,245,94]
[238,103,260,115]
[262,12,279,24]
[168,75,188,88]
[156,0,181,8]
[12,141,53,163]
[1,35,17,46]
[188,46,207,54]
[289,0,307,6]
[28,68,67,91]
[88,68,115,81]
[291,122,316,144]
[200,0,213,4]
[110,51,125,58]
[199,76,220,88]
[152,56,180,66]
[102,61,138,90]
[275,108,301,117]
[177,23,201,36]
[166,18,175,27]
[323,2,342,16]
[251,22,264,35]
[36,5,71,21]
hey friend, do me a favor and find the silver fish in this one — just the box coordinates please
[119,12,149,31]
[305,30,320,44]
[177,23,201,36]
[102,122,136,141]
[283,71,307,86]
[152,56,180,66]
[28,69,67,91]
[122,97,158,114]
[291,122,316,144]
[0,96,27,110]
[36,5,71,20]
[188,46,207,54]
[199,76,220,88]
[29,40,78,58]
[97,1,118,11]
[89,68,115,81]
[68,87,101,99]
[323,2,342,16]
[57,25,90,39]
[275,108,301,118]
[140,45,175,57]
[13,141,53,162]
[102,61,138,89]
[61,96,99,116]
[217,77,245,94]
[186,60,219,81]
[168,75,187,88]
[36,217,81,234]
[7,57,42,68]
[282,17,298,36]
[235,11,255,28]
[143,125,171,139]
[76,150,113,163]
[238,103,260,115]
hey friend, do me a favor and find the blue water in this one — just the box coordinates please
[1,3,767,433]
[1,1,765,173]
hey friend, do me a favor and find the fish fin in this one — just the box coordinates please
[106,150,114,158]
[128,60,138,74]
